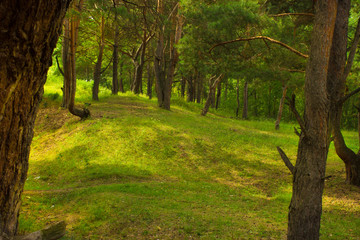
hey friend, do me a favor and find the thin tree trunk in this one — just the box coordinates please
[112,10,119,95]
[275,84,288,130]
[62,18,71,108]
[0,1,70,238]
[236,79,240,117]
[181,77,186,98]
[286,1,337,239]
[147,63,154,99]
[215,82,221,109]
[202,75,223,116]
[63,1,90,120]
[186,78,193,102]
[119,61,124,93]
[196,76,202,104]
[92,15,105,101]
[242,81,248,119]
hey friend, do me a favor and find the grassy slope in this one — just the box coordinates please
[19,74,360,239]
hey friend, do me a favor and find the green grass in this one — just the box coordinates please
[19,72,360,239]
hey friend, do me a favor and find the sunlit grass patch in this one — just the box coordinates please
[21,76,360,239]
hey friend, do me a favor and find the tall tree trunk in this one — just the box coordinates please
[119,61,124,93]
[0,1,71,238]
[215,82,221,109]
[147,63,154,99]
[186,78,194,102]
[62,18,71,109]
[201,75,223,116]
[132,35,147,94]
[236,79,240,117]
[327,0,360,186]
[92,15,105,101]
[242,81,248,119]
[275,84,288,130]
[112,9,119,95]
[154,0,182,110]
[196,76,202,104]
[181,77,186,98]
[286,1,337,239]
[63,1,90,120]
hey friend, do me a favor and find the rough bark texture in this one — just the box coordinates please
[327,0,360,186]
[287,1,337,239]
[275,85,288,130]
[0,0,71,238]
[92,15,105,101]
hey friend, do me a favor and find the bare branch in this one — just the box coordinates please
[270,13,314,17]
[209,36,308,58]
[286,94,306,135]
[340,86,360,104]
[276,147,294,174]
[278,67,305,73]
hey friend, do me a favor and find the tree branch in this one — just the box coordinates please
[55,56,64,76]
[276,147,294,174]
[270,13,314,17]
[286,94,306,135]
[209,36,309,58]
[340,86,360,104]
[343,17,360,82]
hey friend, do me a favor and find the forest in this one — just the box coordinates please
[0,0,360,239]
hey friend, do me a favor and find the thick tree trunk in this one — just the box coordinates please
[92,15,105,101]
[275,85,288,130]
[287,1,337,239]
[242,81,248,119]
[327,0,360,186]
[0,1,71,238]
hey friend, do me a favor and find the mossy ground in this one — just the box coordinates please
[19,72,360,239]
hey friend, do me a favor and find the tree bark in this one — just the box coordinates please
[236,79,240,117]
[147,63,154,99]
[242,81,248,119]
[112,9,119,95]
[63,1,90,120]
[286,1,337,239]
[215,82,221,109]
[327,0,360,186]
[201,75,223,116]
[92,14,105,101]
[0,1,71,238]
[275,84,288,130]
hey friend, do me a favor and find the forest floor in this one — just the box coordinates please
[20,92,360,239]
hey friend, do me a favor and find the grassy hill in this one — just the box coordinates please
[19,73,360,239]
